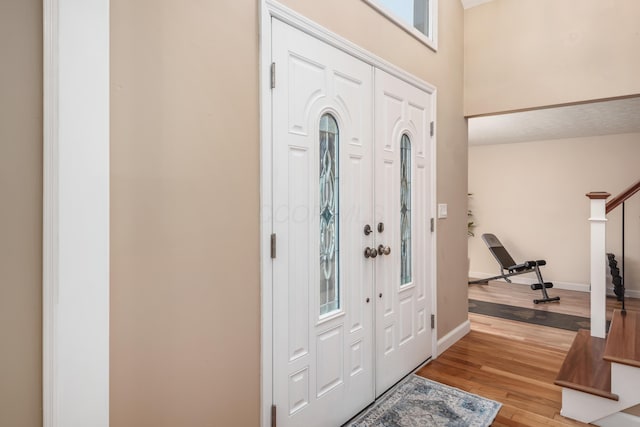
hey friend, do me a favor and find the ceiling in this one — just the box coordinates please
[468,97,640,146]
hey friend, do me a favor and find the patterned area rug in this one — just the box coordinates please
[346,375,501,427]
[468,299,611,331]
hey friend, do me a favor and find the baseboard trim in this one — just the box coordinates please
[607,288,640,299]
[437,320,470,357]
[469,271,590,293]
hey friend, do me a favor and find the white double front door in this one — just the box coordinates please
[271,19,433,427]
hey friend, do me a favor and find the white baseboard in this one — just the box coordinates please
[626,289,640,298]
[437,319,470,357]
[594,411,640,427]
[606,287,640,299]
[606,290,640,300]
[469,271,590,293]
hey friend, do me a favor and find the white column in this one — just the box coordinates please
[44,1,110,426]
[587,192,610,339]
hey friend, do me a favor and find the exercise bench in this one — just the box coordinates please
[469,233,560,304]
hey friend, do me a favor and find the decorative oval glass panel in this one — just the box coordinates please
[400,134,412,285]
[319,114,340,315]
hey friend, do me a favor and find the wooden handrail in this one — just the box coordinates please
[606,180,640,214]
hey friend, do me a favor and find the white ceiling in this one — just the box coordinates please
[468,97,640,146]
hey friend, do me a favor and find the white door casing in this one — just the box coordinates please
[44,1,110,426]
[374,69,433,395]
[272,18,375,427]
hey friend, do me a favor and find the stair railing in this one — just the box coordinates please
[605,179,640,314]
[587,180,640,338]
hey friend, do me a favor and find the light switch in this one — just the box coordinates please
[438,203,448,219]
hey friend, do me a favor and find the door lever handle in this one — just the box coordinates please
[377,245,391,256]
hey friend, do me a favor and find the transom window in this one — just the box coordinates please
[363,0,437,50]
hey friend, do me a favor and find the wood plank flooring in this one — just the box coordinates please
[416,280,640,427]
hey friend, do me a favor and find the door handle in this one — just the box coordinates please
[364,247,378,258]
[377,245,391,256]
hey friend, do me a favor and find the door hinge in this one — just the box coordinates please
[270,62,276,89]
[270,233,277,259]
[431,314,435,329]
[430,218,435,232]
[271,404,277,427]
[430,121,435,137]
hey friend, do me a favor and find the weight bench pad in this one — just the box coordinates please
[482,234,547,271]
[482,235,521,271]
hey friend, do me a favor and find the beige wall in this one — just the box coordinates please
[111,0,466,425]
[279,0,467,339]
[469,133,640,295]
[110,1,260,425]
[0,1,43,426]
[465,0,640,116]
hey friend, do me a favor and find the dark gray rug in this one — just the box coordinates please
[346,375,501,427]
[469,299,610,331]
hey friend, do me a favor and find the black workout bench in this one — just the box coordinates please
[468,233,560,304]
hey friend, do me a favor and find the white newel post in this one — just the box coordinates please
[586,192,610,339]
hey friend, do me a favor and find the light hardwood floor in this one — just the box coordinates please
[416,280,640,426]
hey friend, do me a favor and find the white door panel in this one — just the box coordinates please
[374,69,433,396]
[272,18,374,427]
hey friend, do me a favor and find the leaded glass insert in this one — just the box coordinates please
[319,114,340,315]
[400,134,412,285]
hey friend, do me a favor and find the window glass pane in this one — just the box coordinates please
[376,0,430,37]
[377,0,413,26]
[400,134,412,285]
[319,114,340,315]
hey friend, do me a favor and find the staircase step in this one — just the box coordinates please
[604,309,640,368]
[555,329,619,401]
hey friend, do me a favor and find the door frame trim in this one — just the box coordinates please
[259,2,438,426]
[43,1,110,425]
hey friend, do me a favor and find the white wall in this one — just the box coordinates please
[468,133,640,295]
